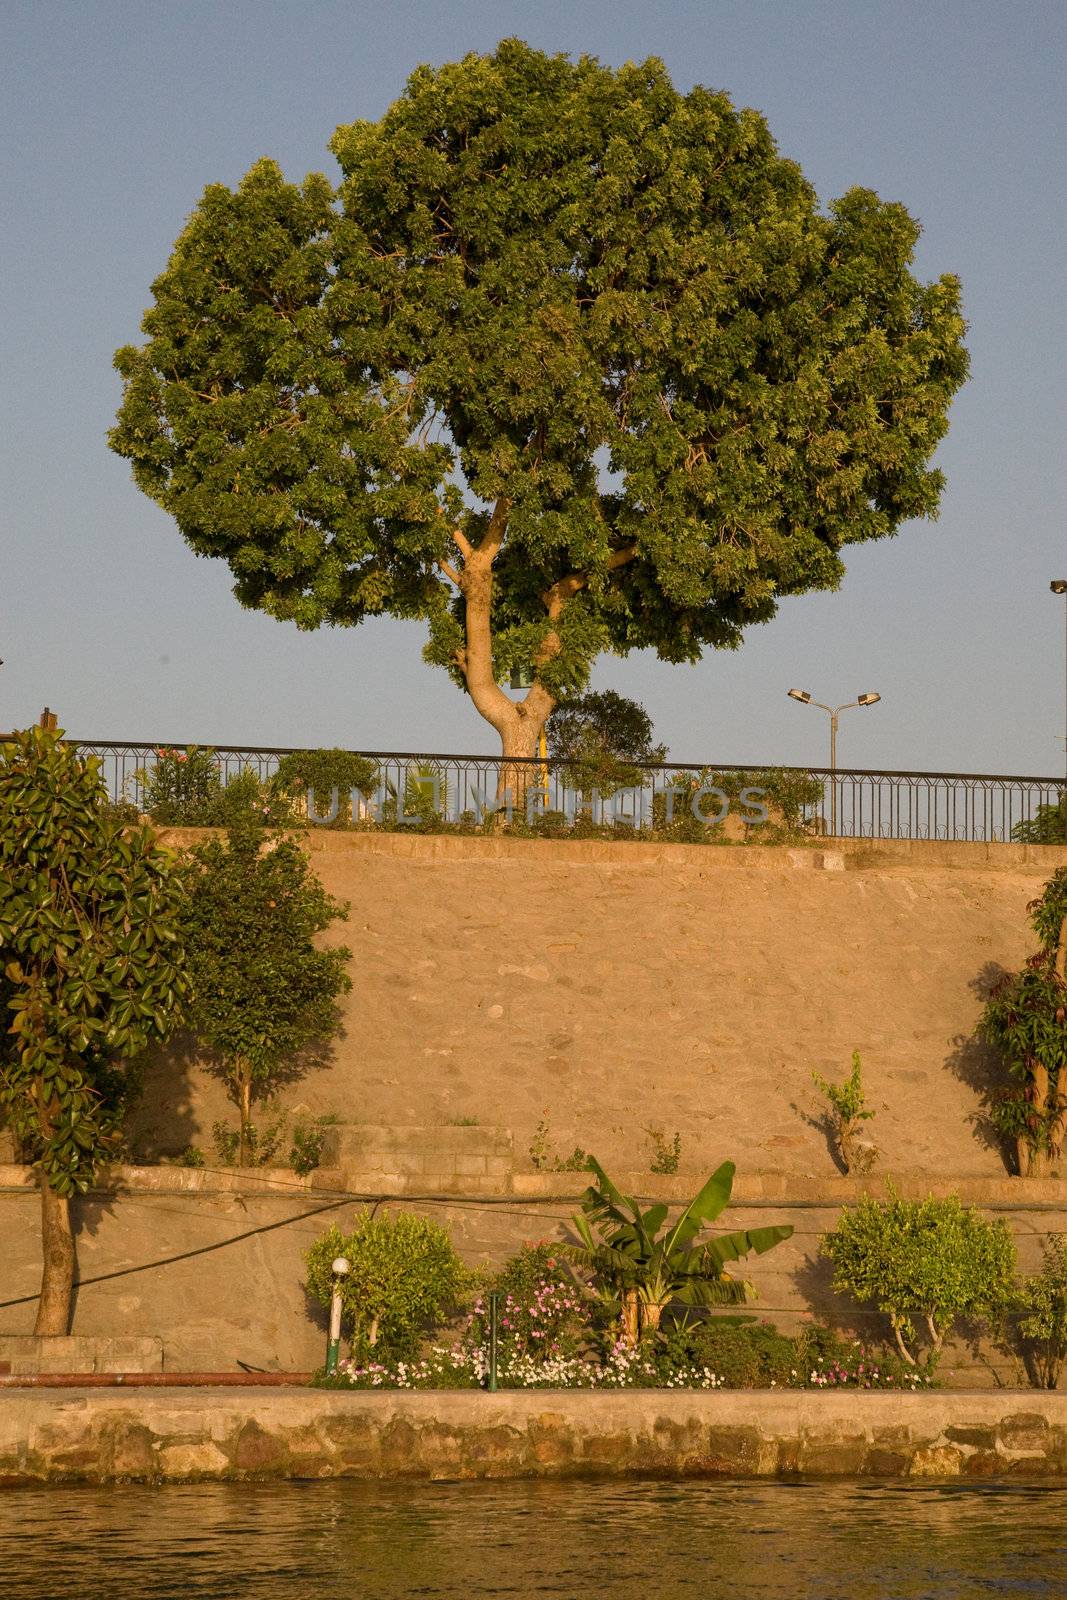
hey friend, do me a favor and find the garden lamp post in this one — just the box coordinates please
[1052,581,1067,783]
[787,690,882,836]
[325,1255,350,1376]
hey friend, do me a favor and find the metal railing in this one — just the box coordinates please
[62,738,1067,844]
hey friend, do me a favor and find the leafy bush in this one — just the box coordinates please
[288,1114,337,1175]
[546,690,666,799]
[140,746,222,825]
[305,1214,465,1361]
[528,1114,588,1172]
[468,1244,588,1365]
[272,749,378,827]
[1015,1237,1067,1389]
[821,1189,1016,1366]
[1012,797,1067,844]
[645,1126,682,1175]
[978,867,1067,1175]
[211,1113,287,1168]
[813,1051,877,1174]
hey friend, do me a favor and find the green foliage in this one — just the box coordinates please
[654,1318,923,1390]
[305,1214,465,1360]
[1012,797,1067,845]
[470,1243,588,1364]
[978,868,1067,1173]
[182,822,351,1161]
[0,728,189,1196]
[821,1188,1016,1366]
[645,1125,682,1175]
[547,691,665,798]
[813,1050,877,1174]
[140,747,291,828]
[272,749,378,827]
[656,766,824,838]
[528,1114,588,1172]
[140,747,222,825]
[569,1157,793,1342]
[111,41,967,751]
[1015,1237,1067,1389]
[211,1112,287,1168]
[288,1113,337,1175]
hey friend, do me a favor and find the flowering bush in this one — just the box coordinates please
[468,1244,588,1363]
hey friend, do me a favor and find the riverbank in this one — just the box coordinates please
[2,1389,1066,1483]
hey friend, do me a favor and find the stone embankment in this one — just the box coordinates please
[3,1390,1067,1484]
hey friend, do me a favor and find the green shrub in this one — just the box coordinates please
[305,1214,465,1361]
[288,1115,336,1175]
[645,1126,682,1175]
[272,749,378,827]
[1016,1237,1067,1389]
[468,1244,588,1364]
[812,1051,877,1174]
[821,1188,1016,1366]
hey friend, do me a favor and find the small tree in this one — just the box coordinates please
[568,1157,792,1345]
[821,1189,1016,1366]
[1016,1237,1067,1389]
[546,690,665,799]
[979,867,1067,1176]
[305,1214,465,1361]
[183,821,352,1163]
[1012,797,1067,845]
[0,727,189,1333]
[813,1050,877,1174]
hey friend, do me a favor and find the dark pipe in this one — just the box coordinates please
[0,1372,312,1388]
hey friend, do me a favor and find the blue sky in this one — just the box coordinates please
[2,0,1064,774]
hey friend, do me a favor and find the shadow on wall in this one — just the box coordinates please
[945,963,1014,1175]
[125,1030,203,1161]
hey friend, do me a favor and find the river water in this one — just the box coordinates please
[2,1479,1064,1598]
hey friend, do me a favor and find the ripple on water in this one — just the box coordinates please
[2,1478,1066,1600]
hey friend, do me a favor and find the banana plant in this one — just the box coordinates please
[567,1157,793,1344]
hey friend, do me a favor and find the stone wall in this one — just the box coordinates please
[2,1388,1066,1483]
[124,829,1067,1180]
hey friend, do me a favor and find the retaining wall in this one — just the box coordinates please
[2,1164,1063,1381]
[3,1389,1067,1483]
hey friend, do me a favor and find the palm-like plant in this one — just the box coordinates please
[567,1157,793,1344]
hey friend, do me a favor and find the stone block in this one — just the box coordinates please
[0,1336,163,1375]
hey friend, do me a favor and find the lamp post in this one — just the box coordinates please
[1052,581,1067,784]
[787,690,882,836]
[325,1255,350,1376]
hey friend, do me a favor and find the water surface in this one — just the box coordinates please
[2,1479,1063,1598]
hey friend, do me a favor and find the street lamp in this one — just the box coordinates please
[1052,582,1067,783]
[787,690,882,836]
[325,1255,350,1376]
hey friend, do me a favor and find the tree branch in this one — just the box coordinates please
[541,543,638,619]
[436,558,462,588]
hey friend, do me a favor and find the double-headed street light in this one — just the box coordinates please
[787,690,882,836]
[1052,581,1067,783]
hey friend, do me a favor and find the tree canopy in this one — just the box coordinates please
[110,39,968,772]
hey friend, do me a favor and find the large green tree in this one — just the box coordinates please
[110,40,967,793]
[0,729,189,1333]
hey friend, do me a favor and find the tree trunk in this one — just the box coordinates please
[498,718,544,814]
[451,499,557,814]
[620,1288,641,1347]
[238,1066,253,1166]
[34,1177,75,1336]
